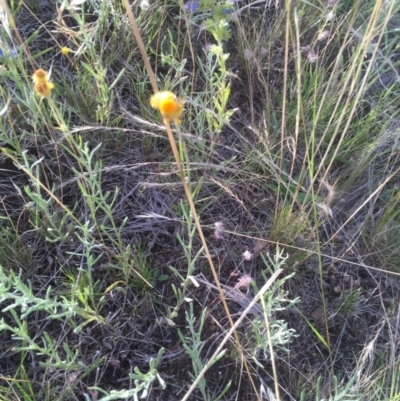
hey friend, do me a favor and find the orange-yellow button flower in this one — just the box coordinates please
[150,91,184,124]
[34,81,54,98]
[32,68,49,84]
[32,69,54,98]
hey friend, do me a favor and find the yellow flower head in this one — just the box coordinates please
[34,81,54,98]
[150,91,184,124]
[32,68,49,84]
[32,69,54,98]
[61,46,72,55]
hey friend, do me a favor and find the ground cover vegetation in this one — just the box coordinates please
[0,0,399,399]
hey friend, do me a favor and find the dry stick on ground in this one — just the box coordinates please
[181,269,283,401]
[121,1,261,399]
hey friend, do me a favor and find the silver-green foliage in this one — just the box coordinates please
[0,264,103,371]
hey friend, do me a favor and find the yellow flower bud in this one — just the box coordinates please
[61,46,72,55]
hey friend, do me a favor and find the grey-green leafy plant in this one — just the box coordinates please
[89,348,166,401]
[168,200,204,322]
[0,264,103,369]
[245,249,299,364]
[178,303,230,401]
